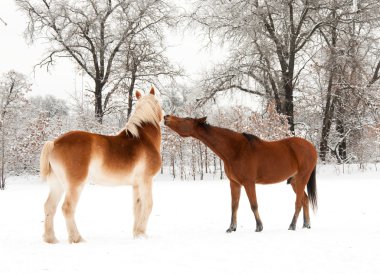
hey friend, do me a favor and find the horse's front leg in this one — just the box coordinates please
[133,178,153,238]
[244,182,263,232]
[226,180,241,233]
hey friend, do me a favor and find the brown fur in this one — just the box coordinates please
[41,88,162,243]
[164,115,318,232]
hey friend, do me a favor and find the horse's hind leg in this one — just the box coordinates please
[302,192,311,228]
[133,178,153,238]
[62,184,84,243]
[289,179,311,229]
[288,175,309,230]
[244,182,263,232]
[43,176,64,243]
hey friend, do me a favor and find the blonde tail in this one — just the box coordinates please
[40,141,54,182]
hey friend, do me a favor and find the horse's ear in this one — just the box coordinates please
[198,117,207,124]
[135,91,142,100]
[149,86,155,95]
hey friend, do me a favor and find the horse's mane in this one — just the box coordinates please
[242,132,260,143]
[123,94,162,137]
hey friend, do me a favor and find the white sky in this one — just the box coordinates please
[0,0,217,97]
[0,0,78,99]
[0,0,259,108]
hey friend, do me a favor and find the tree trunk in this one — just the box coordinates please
[335,102,347,162]
[319,71,336,162]
[126,66,137,120]
[171,155,175,179]
[283,77,294,133]
[272,76,294,133]
[213,154,217,174]
[0,128,5,190]
[198,141,204,180]
[192,142,196,180]
[219,158,223,180]
[94,83,103,124]
[179,142,185,180]
[160,154,164,174]
[319,10,338,162]
[285,46,296,134]
[205,146,208,174]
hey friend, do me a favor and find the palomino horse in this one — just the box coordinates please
[40,87,163,243]
[164,115,318,232]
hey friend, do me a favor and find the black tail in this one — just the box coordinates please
[307,167,317,212]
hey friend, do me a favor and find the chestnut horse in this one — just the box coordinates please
[164,115,318,232]
[40,88,163,243]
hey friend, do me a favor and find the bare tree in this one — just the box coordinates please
[17,0,177,123]
[317,0,380,162]
[192,0,325,133]
[105,38,182,123]
[0,71,30,189]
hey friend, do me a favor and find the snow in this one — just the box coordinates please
[0,167,379,274]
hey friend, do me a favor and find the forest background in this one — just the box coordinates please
[0,0,379,188]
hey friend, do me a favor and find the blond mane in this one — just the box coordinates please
[124,94,162,137]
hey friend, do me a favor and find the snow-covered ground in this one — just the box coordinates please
[0,166,379,274]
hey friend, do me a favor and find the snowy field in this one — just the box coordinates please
[0,165,379,274]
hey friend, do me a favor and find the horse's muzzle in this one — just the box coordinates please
[163,115,170,125]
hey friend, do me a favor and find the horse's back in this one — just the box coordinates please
[249,136,316,183]
[264,137,316,159]
[49,130,159,186]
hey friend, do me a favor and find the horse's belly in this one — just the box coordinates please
[90,173,134,186]
[256,162,297,184]
[88,160,146,186]
[256,174,294,184]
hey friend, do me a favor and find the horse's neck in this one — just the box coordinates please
[193,125,239,162]
[139,123,161,149]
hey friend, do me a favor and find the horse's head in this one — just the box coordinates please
[125,87,163,137]
[134,86,164,122]
[164,115,207,137]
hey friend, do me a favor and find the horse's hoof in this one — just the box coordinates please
[226,227,236,233]
[255,225,263,232]
[133,229,147,239]
[69,235,85,244]
[288,224,296,231]
[43,235,58,244]
[226,225,236,233]
[134,233,147,239]
[303,224,311,229]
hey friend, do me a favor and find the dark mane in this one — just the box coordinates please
[199,122,211,129]
[242,132,260,143]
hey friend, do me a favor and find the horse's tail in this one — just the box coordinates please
[40,141,54,182]
[306,166,317,212]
